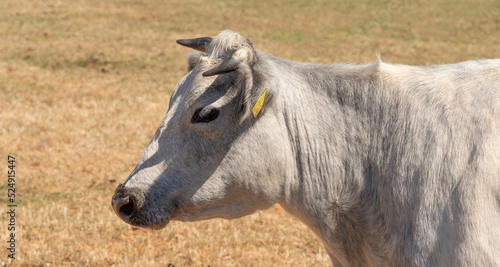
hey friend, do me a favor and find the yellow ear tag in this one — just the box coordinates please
[252,88,268,118]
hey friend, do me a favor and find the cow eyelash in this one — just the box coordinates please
[191,107,220,123]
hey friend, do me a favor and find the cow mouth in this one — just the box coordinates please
[143,218,170,230]
[128,213,172,230]
[144,200,182,230]
[130,206,176,230]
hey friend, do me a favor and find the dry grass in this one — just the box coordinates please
[0,0,499,266]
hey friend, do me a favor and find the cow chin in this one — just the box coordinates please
[172,200,266,223]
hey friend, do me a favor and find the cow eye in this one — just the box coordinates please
[191,107,219,123]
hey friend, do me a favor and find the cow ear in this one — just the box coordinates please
[186,51,203,72]
[234,60,272,122]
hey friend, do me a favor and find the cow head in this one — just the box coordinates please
[111,30,290,229]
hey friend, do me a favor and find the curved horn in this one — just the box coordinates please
[202,58,239,76]
[176,37,213,52]
[202,47,254,77]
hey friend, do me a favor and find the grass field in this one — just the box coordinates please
[1,0,499,265]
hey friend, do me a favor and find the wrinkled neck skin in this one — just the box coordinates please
[259,53,386,266]
[262,54,500,267]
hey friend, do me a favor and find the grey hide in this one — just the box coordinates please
[112,30,500,266]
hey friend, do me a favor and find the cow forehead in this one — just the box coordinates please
[166,72,233,129]
[178,66,236,104]
[169,72,206,105]
[205,30,248,59]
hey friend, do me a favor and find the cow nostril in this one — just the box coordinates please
[112,194,136,221]
[119,198,135,218]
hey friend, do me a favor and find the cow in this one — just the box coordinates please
[112,30,500,266]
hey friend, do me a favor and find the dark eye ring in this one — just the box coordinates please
[191,107,219,123]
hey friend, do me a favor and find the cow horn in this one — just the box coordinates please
[202,47,254,77]
[176,37,213,52]
[202,58,239,76]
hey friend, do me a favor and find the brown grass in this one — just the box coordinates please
[0,0,499,266]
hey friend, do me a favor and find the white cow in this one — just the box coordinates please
[112,30,500,266]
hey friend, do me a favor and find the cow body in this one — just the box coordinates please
[113,30,500,266]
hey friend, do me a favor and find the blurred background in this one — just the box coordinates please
[1,0,499,265]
